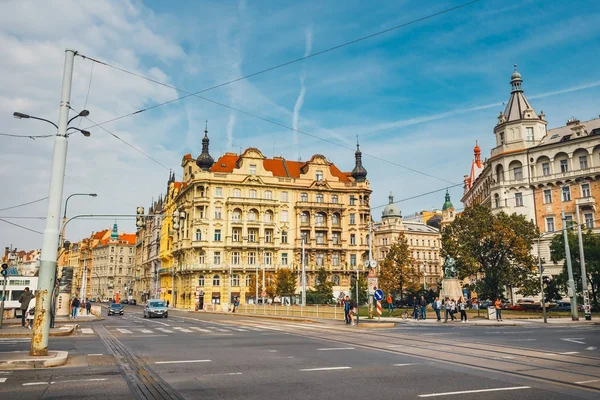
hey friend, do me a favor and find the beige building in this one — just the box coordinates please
[133,198,163,303]
[374,192,450,291]
[162,128,372,308]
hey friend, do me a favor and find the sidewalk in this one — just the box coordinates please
[0,323,78,338]
[0,351,69,370]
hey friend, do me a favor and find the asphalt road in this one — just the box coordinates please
[1,305,599,399]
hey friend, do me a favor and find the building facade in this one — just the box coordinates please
[133,198,163,303]
[157,128,372,309]
[461,67,600,275]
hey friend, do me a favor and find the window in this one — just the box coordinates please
[349,214,355,224]
[315,213,325,226]
[195,229,202,241]
[526,127,534,141]
[214,229,221,241]
[582,183,591,198]
[212,275,220,286]
[349,196,356,206]
[301,211,310,224]
[331,195,338,204]
[515,193,523,207]
[199,252,205,264]
[281,231,288,244]
[513,167,522,181]
[265,211,273,223]
[300,193,308,202]
[564,215,574,229]
[232,274,240,286]
[246,275,253,286]
[232,252,240,265]
[332,232,340,245]
[281,253,288,265]
[494,193,500,208]
[350,234,356,245]
[214,252,221,265]
[248,210,257,221]
[215,187,222,198]
[198,275,205,286]
[542,162,550,176]
[316,253,324,266]
[332,213,340,225]
[316,193,324,203]
[265,229,273,243]
[248,252,256,265]
[233,188,241,198]
[249,164,256,175]
[232,228,241,242]
[316,170,323,181]
[264,190,272,200]
[281,210,288,222]
[332,274,340,285]
[248,229,257,243]
[560,159,569,173]
[580,156,588,169]
[499,131,505,144]
[332,254,340,266]
[263,252,272,265]
[281,191,288,202]
[316,232,325,244]
[249,189,257,199]
[350,254,356,266]
[232,209,241,221]
[584,213,594,229]
[562,186,571,202]
[543,189,552,204]
[215,207,222,219]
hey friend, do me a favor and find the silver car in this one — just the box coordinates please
[144,299,168,318]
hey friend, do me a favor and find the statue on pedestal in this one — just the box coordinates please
[443,255,458,279]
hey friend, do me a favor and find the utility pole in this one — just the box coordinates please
[1,263,8,329]
[31,49,76,356]
[575,205,591,320]
[561,209,579,321]
[301,238,306,307]
[368,220,373,318]
[537,235,547,323]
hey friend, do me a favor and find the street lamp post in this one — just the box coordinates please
[575,204,592,320]
[12,49,94,356]
[536,232,557,324]
[561,208,579,321]
[61,193,97,246]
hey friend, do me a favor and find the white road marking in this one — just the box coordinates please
[543,353,557,356]
[139,329,153,334]
[508,339,536,341]
[0,371,13,375]
[392,363,415,367]
[156,328,173,333]
[190,327,211,333]
[561,338,586,344]
[116,328,132,334]
[559,351,580,355]
[80,328,94,334]
[418,386,531,397]
[575,379,600,384]
[300,366,352,372]
[230,328,248,332]
[502,356,515,359]
[586,346,597,351]
[268,350,278,353]
[200,372,242,377]
[213,328,230,332]
[23,382,49,386]
[387,345,404,348]
[0,378,7,383]
[173,327,193,333]
[155,359,212,364]
[318,347,355,351]
[88,354,103,356]
[51,378,108,384]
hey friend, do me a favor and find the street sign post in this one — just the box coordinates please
[367,268,378,295]
[373,289,384,302]
[0,263,8,329]
[376,300,382,322]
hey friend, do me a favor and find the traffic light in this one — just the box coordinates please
[1,263,8,277]
[136,206,145,229]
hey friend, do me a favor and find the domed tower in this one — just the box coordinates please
[351,140,368,182]
[441,190,455,228]
[382,192,401,221]
[196,122,215,171]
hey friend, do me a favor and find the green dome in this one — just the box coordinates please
[442,190,453,211]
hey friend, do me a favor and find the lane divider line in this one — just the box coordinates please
[155,359,212,365]
[418,386,531,397]
[300,366,352,372]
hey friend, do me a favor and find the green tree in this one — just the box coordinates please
[349,273,368,305]
[307,268,334,304]
[550,229,600,310]
[378,232,421,302]
[274,268,297,297]
[441,205,538,300]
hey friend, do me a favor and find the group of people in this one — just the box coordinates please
[69,296,92,318]
[18,287,35,329]
[430,296,470,322]
[342,296,357,325]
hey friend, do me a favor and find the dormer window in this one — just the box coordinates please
[316,170,323,181]
[249,164,256,175]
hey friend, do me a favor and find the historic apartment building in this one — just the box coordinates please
[133,198,163,303]
[462,67,600,275]
[373,192,455,290]
[151,127,372,309]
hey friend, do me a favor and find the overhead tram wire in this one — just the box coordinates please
[75,1,481,130]
[0,218,43,235]
[0,197,48,212]
[79,61,457,185]
[370,183,463,210]
[0,132,54,140]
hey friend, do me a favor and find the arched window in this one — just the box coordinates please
[249,189,257,199]
[315,212,326,226]
[301,211,310,224]
[264,210,273,223]
[232,274,240,286]
[198,275,205,286]
[300,192,308,202]
[331,195,338,204]
[232,208,242,221]
[264,190,272,200]
[494,193,500,208]
[332,275,340,286]
[195,229,202,241]
[212,275,220,286]
[316,193,324,203]
[248,209,258,221]
[233,188,241,198]
[332,213,340,225]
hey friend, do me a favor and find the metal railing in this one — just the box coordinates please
[203,303,346,320]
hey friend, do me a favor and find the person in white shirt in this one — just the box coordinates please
[432,297,442,321]
[25,297,36,329]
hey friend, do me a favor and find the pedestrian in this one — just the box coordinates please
[494,298,503,321]
[386,294,394,315]
[85,299,92,315]
[420,295,427,320]
[166,300,170,308]
[459,297,468,322]
[443,297,450,323]
[18,287,34,328]
[412,297,419,320]
[344,296,351,324]
[71,296,80,319]
[433,297,442,322]
[350,300,357,326]
[25,296,36,329]
[449,298,456,321]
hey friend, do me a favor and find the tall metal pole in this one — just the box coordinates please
[368,220,373,318]
[561,209,579,321]
[537,235,547,323]
[262,255,265,305]
[229,262,232,310]
[31,49,76,356]
[301,238,306,307]
[0,275,8,329]
[575,205,591,320]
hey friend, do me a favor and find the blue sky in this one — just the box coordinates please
[1,0,600,249]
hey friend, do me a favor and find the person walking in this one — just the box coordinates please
[419,295,427,320]
[458,297,468,322]
[433,297,442,322]
[344,296,351,324]
[449,298,456,321]
[166,300,170,308]
[412,297,419,320]
[443,297,449,323]
[85,299,92,315]
[494,298,503,321]
[18,287,34,328]
[25,296,36,329]
[386,294,394,315]
[71,296,80,319]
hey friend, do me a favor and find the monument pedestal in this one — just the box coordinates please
[440,278,463,301]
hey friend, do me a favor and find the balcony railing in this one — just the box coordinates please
[576,196,596,210]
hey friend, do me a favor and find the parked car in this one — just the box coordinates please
[548,301,584,312]
[144,299,168,318]
[120,299,129,305]
[129,299,137,305]
[108,303,124,316]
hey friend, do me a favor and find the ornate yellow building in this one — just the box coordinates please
[161,128,372,309]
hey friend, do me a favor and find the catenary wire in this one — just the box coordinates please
[0,218,43,235]
[371,183,463,210]
[0,197,48,212]
[0,132,54,140]
[77,61,94,128]
[75,0,481,131]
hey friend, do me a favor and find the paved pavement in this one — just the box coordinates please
[0,305,598,399]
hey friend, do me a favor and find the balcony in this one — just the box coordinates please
[576,196,596,211]
[531,166,600,186]
[226,197,279,206]
[295,201,344,210]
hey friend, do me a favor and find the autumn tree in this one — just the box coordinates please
[248,272,276,300]
[275,268,297,297]
[378,232,421,302]
[441,204,538,300]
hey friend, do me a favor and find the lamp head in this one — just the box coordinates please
[79,110,90,117]
[89,193,98,197]
[81,129,91,137]
[13,112,30,119]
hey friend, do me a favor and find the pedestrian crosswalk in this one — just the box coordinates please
[77,324,275,336]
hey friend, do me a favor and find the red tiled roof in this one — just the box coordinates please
[92,229,109,240]
[210,154,239,173]
[183,153,192,161]
[329,164,350,182]
[119,233,136,245]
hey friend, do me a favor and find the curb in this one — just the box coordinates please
[0,324,77,339]
[0,351,69,370]
[356,322,396,328]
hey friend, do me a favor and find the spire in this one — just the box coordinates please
[510,64,523,92]
[442,189,454,211]
[502,65,536,123]
[196,120,215,171]
[388,191,394,204]
[110,223,118,240]
[474,141,482,168]
[351,138,367,182]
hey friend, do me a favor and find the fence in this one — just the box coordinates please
[205,303,347,320]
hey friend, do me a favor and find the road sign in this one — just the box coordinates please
[374,289,384,301]
[367,268,376,278]
[376,300,382,316]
